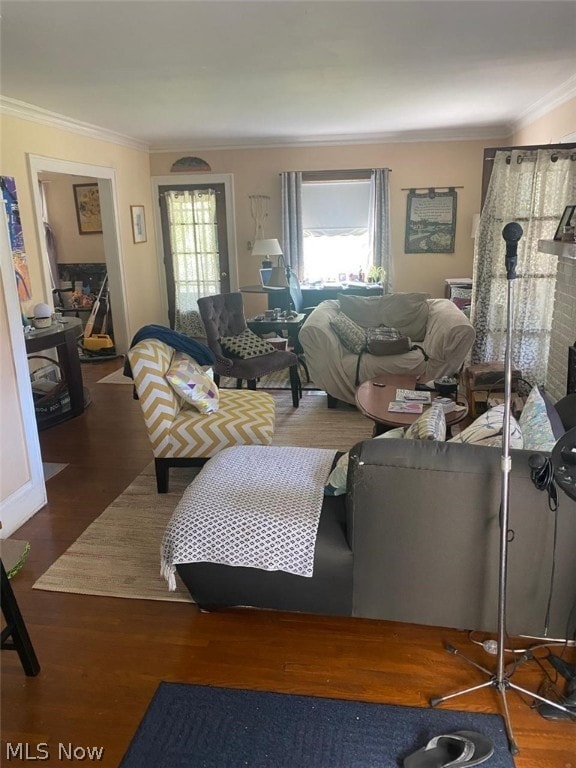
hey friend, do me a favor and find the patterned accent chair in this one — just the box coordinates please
[127,338,276,493]
[197,292,301,407]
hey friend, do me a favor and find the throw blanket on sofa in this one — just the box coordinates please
[161,445,337,588]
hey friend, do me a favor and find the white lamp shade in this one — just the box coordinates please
[251,238,283,257]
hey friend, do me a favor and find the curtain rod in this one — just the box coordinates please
[401,186,463,191]
[279,168,391,177]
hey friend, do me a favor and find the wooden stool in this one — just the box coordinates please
[464,362,522,419]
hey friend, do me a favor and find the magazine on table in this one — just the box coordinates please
[395,389,431,403]
[388,401,424,414]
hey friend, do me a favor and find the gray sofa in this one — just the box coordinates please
[177,435,576,639]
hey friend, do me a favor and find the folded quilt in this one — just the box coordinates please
[161,445,337,588]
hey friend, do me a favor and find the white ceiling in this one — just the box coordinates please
[1,0,575,151]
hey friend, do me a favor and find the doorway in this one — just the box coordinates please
[152,173,238,327]
[28,156,129,353]
[158,183,230,327]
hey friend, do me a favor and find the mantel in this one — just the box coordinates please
[538,239,576,260]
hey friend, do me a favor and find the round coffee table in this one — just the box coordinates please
[355,373,468,436]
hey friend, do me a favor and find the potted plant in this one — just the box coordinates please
[367,265,384,284]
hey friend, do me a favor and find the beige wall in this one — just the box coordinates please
[42,173,106,267]
[151,139,504,307]
[1,114,163,332]
[510,97,576,145]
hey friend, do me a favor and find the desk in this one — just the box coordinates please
[302,284,383,306]
[241,283,383,312]
[25,317,85,429]
[240,285,289,310]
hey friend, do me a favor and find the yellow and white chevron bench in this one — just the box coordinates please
[128,339,275,492]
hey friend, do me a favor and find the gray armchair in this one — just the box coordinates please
[197,292,301,407]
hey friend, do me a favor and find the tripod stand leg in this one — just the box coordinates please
[508,680,576,718]
[430,679,493,707]
[497,681,520,756]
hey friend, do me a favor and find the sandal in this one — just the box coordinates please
[403,730,494,767]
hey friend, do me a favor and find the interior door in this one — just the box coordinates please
[158,184,230,328]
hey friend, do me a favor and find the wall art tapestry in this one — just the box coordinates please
[405,187,457,253]
[1,175,32,302]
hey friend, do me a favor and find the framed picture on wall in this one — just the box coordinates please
[130,205,147,243]
[73,183,102,234]
[405,188,457,253]
[553,204,575,241]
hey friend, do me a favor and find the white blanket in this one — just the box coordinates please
[161,445,337,589]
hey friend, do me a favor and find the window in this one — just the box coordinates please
[302,175,371,283]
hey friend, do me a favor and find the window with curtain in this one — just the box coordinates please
[281,169,392,292]
[471,147,576,385]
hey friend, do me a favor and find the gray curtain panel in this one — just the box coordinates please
[281,171,304,278]
[369,168,392,293]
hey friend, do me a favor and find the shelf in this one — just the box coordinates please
[538,239,576,259]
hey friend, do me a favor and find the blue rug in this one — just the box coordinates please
[120,683,515,767]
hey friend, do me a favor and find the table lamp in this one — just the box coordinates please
[252,238,283,269]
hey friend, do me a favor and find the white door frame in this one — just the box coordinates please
[0,196,46,537]
[27,155,129,353]
[151,173,238,322]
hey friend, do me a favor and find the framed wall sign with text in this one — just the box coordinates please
[405,188,457,253]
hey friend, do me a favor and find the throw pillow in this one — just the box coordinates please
[379,293,430,341]
[175,309,207,340]
[329,312,366,354]
[338,294,384,329]
[539,387,566,440]
[165,352,220,414]
[324,429,404,496]
[220,328,276,359]
[449,404,523,449]
[404,404,446,441]
[519,386,557,452]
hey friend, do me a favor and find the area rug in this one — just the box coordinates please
[97,361,316,390]
[33,392,372,601]
[119,683,514,768]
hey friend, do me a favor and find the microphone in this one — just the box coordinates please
[502,222,523,280]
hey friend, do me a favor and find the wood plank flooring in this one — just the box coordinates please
[2,359,574,767]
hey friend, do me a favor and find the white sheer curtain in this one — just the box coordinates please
[471,149,576,385]
[164,189,219,315]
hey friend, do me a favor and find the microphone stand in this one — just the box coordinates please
[430,222,575,755]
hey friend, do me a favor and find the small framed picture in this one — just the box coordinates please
[553,204,575,241]
[73,183,102,234]
[130,205,147,244]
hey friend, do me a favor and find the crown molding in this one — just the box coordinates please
[149,124,509,153]
[513,74,576,133]
[0,96,149,152]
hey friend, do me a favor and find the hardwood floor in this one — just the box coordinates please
[2,358,574,767]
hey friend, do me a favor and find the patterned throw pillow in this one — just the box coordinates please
[165,352,219,414]
[220,328,276,359]
[324,429,404,496]
[329,312,366,354]
[404,404,446,441]
[519,386,557,452]
[449,403,523,448]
